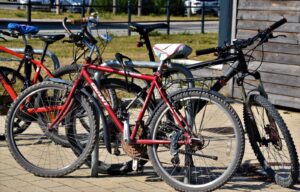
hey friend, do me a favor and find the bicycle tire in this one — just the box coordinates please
[5,81,97,177]
[148,89,244,192]
[0,66,27,138]
[244,95,299,188]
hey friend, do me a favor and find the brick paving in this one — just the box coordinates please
[0,104,299,192]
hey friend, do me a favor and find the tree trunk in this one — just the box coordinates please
[86,0,94,15]
[138,0,142,16]
[113,0,117,15]
[55,0,60,14]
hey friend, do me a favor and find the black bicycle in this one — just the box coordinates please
[182,18,299,188]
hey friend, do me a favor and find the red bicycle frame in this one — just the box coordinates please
[0,45,54,100]
[33,63,191,145]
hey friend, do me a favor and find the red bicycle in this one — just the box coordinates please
[5,36,245,192]
[1,24,101,173]
[0,24,65,136]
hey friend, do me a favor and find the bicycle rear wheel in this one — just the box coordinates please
[244,95,299,188]
[5,81,97,177]
[148,89,244,192]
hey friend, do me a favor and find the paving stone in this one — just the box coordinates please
[122,181,153,190]
[0,175,15,181]
[58,179,92,188]
[0,104,299,192]
[0,179,31,188]
[78,186,111,192]
[0,185,18,192]
[110,187,140,192]
[47,186,80,192]
[32,180,64,188]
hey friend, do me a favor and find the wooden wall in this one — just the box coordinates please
[232,0,300,109]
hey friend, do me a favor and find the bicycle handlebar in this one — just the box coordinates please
[69,18,89,24]
[62,17,97,45]
[268,18,287,31]
[62,17,73,36]
[195,47,218,56]
[196,18,287,56]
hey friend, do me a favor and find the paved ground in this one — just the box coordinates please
[0,104,299,192]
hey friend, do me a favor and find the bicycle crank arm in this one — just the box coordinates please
[178,150,218,160]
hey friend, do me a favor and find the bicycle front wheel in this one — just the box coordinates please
[5,81,97,177]
[148,89,244,192]
[244,95,299,188]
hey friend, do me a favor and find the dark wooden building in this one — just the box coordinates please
[231,0,300,109]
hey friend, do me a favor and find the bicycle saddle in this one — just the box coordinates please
[7,23,39,35]
[153,44,192,61]
[129,23,168,34]
[35,34,65,44]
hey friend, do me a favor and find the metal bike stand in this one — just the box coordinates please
[90,60,195,176]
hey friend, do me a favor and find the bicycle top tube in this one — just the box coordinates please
[102,59,195,87]
[0,45,53,78]
[88,64,156,82]
[3,48,61,70]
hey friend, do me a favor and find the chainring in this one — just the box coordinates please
[121,127,147,158]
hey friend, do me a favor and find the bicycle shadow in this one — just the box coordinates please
[58,165,300,191]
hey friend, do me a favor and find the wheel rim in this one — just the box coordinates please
[151,95,241,189]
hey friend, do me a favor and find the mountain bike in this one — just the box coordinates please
[188,18,299,188]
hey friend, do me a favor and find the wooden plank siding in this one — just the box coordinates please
[231,0,300,109]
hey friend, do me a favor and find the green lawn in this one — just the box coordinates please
[0,32,218,97]
[0,32,217,69]
[0,9,218,21]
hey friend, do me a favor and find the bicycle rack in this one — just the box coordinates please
[90,60,195,177]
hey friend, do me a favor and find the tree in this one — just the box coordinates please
[138,0,142,16]
[87,0,94,15]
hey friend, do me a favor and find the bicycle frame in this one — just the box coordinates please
[0,69,17,100]
[0,45,54,100]
[32,63,191,145]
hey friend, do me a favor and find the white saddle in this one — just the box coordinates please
[153,44,192,61]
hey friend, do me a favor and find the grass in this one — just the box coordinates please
[0,9,218,21]
[0,32,217,67]
[0,32,218,97]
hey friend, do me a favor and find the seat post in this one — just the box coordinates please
[40,42,49,63]
[21,35,28,47]
[143,32,155,62]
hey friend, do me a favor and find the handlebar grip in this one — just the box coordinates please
[269,18,287,31]
[68,18,89,24]
[195,47,218,56]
